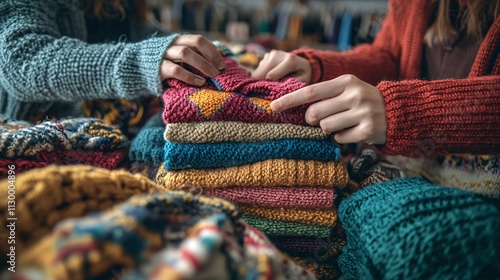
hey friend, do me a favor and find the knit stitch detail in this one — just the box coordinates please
[129,113,165,165]
[165,121,328,143]
[0,149,127,178]
[242,214,331,238]
[156,159,349,189]
[239,205,336,227]
[338,177,500,279]
[0,118,128,158]
[163,139,341,170]
[0,165,164,255]
[202,187,336,210]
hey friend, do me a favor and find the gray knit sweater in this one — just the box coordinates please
[0,0,179,120]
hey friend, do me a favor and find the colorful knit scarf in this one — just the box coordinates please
[18,192,316,280]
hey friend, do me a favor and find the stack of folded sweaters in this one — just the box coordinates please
[148,56,350,279]
[0,117,128,178]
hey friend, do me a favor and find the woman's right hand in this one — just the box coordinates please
[251,50,312,84]
[161,34,226,86]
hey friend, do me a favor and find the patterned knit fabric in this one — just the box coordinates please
[165,122,327,143]
[338,177,500,279]
[156,159,349,189]
[164,139,340,170]
[239,205,337,227]
[162,57,310,125]
[0,149,127,178]
[0,118,128,158]
[0,165,164,257]
[242,215,332,238]
[202,187,336,210]
[18,192,316,280]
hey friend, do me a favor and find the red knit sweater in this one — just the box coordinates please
[293,0,500,157]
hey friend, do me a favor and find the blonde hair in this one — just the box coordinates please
[81,0,148,21]
[424,0,500,47]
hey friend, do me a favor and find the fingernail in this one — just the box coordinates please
[195,77,205,86]
[218,62,226,70]
[270,100,281,112]
[211,69,220,77]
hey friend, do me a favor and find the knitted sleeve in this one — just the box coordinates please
[291,1,401,85]
[379,76,500,156]
[0,0,179,102]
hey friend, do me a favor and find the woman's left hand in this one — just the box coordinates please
[271,74,387,145]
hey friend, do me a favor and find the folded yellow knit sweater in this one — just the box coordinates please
[156,159,349,189]
[239,205,337,227]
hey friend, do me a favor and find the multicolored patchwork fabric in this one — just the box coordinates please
[18,192,316,280]
[0,117,128,158]
[0,165,164,255]
[162,57,309,125]
[164,139,341,171]
[156,159,349,189]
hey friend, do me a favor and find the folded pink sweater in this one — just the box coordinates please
[162,57,309,125]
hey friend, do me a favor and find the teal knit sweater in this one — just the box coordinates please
[0,0,178,120]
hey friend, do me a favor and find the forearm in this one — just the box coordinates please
[0,0,178,102]
[379,76,500,156]
[293,46,398,85]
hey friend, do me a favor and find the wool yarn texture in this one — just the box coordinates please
[202,187,336,210]
[242,215,332,238]
[18,192,316,280]
[0,117,128,158]
[162,57,310,125]
[163,139,340,170]
[239,205,336,227]
[156,159,349,189]
[0,165,164,256]
[165,121,327,143]
[129,113,165,165]
[0,149,127,178]
[338,177,500,279]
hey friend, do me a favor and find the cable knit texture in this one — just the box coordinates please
[165,121,328,143]
[0,118,128,158]
[129,113,164,165]
[294,0,500,156]
[156,159,349,189]
[162,57,310,125]
[202,187,335,210]
[163,139,340,170]
[0,165,164,256]
[18,192,315,280]
[338,177,500,279]
[0,0,179,120]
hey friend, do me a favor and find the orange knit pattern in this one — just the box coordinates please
[156,159,349,189]
[239,205,337,227]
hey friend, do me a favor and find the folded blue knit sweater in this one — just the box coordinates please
[129,113,164,165]
[338,177,500,280]
[163,139,341,171]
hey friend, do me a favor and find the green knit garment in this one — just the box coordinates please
[0,0,178,120]
[339,177,500,279]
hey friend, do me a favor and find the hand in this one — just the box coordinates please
[252,50,312,84]
[161,35,226,86]
[271,74,387,145]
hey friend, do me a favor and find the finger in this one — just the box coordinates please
[173,35,226,70]
[161,60,206,86]
[305,97,351,125]
[270,78,346,112]
[316,110,360,134]
[165,46,220,77]
[333,125,368,144]
[252,54,279,79]
[293,72,311,84]
[265,57,297,80]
